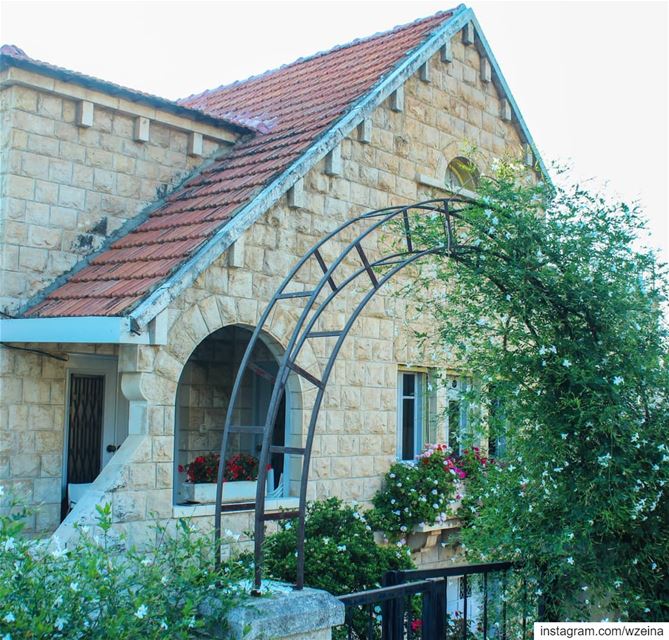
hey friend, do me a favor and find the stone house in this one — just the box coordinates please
[0,5,544,567]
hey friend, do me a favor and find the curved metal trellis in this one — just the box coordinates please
[214,197,474,591]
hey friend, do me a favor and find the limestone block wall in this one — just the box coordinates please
[75,32,529,552]
[0,68,235,313]
[0,342,119,532]
[2,27,531,563]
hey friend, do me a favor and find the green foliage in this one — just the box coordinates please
[409,161,669,620]
[264,498,413,595]
[0,495,250,638]
[368,443,473,540]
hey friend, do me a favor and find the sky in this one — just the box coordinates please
[1,0,667,259]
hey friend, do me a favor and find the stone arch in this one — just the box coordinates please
[165,294,319,380]
[167,295,312,505]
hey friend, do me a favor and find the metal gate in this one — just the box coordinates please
[67,374,104,484]
[337,562,536,640]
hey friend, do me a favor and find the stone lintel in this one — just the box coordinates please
[188,131,203,157]
[500,99,512,122]
[480,57,492,83]
[224,583,344,640]
[324,145,342,176]
[228,235,245,268]
[287,179,305,208]
[133,115,150,142]
[76,100,94,127]
[524,143,534,167]
[357,118,372,144]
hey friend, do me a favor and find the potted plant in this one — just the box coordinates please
[179,452,261,504]
[368,443,491,550]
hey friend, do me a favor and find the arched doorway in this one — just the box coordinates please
[174,324,293,505]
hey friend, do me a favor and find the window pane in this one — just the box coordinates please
[402,397,415,460]
[403,373,415,397]
[448,399,460,453]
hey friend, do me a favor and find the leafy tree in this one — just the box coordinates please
[408,162,668,621]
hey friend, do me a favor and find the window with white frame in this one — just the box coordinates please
[397,370,427,461]
[446,376,471,455]
[487,395,508,459]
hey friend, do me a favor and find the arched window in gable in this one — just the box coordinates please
[446,157,480,192]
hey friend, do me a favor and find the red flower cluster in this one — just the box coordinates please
[462,446,490,465]
[178,453,220,483]
[223,453,259,482]
[179,452,262,483]
[458,447,492,478]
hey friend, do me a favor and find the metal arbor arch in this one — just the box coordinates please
[214,197,472,590]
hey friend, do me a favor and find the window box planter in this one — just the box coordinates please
[374,518,461,551]
[407,518,461,550]
[181,480,257,504]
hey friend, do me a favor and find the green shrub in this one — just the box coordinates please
[368,443,487,541]
[263,498,413,595]
[0,493,249,639]
[409,161,669,619]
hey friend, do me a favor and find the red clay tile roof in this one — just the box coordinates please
[25,9,456,318]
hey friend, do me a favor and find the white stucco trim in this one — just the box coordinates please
[0,311,167,344]
[172,497,300,519]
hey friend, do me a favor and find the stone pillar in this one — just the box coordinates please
[224,582,344,640]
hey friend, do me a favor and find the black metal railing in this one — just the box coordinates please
[337,562,537,640]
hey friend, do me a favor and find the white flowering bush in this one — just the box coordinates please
[368,443,490,541]
[264,498,413,595]
[409,162,669,620]
[0,495,249,638]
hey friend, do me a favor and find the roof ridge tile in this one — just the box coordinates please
[179,7,459,108]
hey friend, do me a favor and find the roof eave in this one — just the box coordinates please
[0,313,167,345]
[18,4,550,330]
[128,5,549,330]
[0,54,254,135]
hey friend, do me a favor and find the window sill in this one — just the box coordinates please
[172,497,299,519]
[413,518,461,534]
[415,172,478,201]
